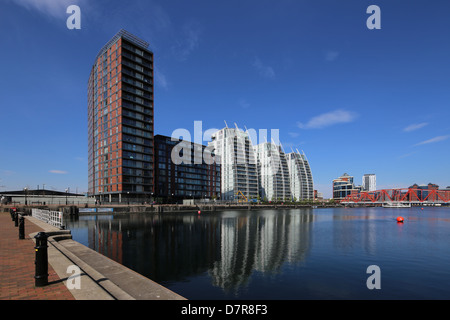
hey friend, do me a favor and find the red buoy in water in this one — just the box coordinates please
[397,216,404,223]
[198,210,201,214]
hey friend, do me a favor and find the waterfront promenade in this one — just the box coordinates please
[0,211,185,300]
[0,212,74,300]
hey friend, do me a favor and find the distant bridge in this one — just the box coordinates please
[340,188,450,205]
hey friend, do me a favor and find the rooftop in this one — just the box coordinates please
[94,29,151,63]
[0,189,82,197]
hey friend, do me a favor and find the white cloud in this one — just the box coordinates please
[252,57,275,79]
[10,0,85,19]
[154,69,168,90]
[414,135,450,146]
[397,152,416,159]
[288,132,299,138]
[325,51,339,62]
[172,20,202,61]
[403,122,429,132]
[49,170,68,174]
[297,109,358,129]
[147,3,172,31]
[238,99,250,109]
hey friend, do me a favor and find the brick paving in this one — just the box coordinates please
[0,211,75,300]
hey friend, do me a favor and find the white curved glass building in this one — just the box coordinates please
[209,125,314,202]
[208,127,259,201]
[255,142,291,201]
[286,150,314,200]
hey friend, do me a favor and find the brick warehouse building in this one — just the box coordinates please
[88,30,154,204]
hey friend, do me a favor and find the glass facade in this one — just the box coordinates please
[209,128,314,202]
[333,173,356,200]
[154,135,221,202]
[255,142,292,201]
[208,128,259,201]
[286,151,314,200]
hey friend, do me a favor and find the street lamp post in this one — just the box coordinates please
[24,187,28,206]
[65,188,68,205]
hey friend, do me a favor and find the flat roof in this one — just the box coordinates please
[0,189,83,196]
[94,29,152,63]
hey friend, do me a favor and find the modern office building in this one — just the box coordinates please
[362,174,376,192]
[333,173,358,200]
[88,30,154,203]
[154,135,221,203]
[255,142,291,201]
[286,150,314,200]
[208,127,259,201]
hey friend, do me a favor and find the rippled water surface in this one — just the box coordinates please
[64,207,450,299]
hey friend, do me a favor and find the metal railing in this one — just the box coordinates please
[32,209,64,229]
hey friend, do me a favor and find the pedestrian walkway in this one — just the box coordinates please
[0,212,75,300]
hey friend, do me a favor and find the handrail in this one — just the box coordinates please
[31,208,64,229]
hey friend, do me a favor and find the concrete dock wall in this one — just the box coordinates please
[25,215,185,300]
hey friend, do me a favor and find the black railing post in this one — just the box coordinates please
[19,215,25,240]
[14,212,18,227]
[34,232,49,287]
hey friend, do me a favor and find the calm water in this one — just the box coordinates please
[64,207,450,300]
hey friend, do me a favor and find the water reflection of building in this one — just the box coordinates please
[209,210,314,292]
[86,216,124,264]
[70,210,314,294]
[253,212,312,272]
[87,214,221,282]
[332,208,378,256]
[64,215,125,265]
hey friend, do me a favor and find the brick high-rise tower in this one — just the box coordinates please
[88,30,154,204]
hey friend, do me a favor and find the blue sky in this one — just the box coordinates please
[1,0,450,198]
